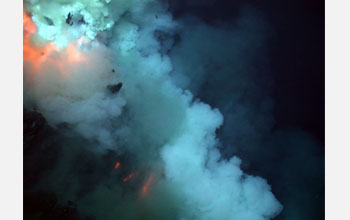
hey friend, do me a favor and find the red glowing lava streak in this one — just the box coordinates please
[115,161,120,169]
[123,173,135,182]
[141,175,154,196]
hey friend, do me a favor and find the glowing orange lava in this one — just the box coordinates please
[141,175,154,196]
[123,173,135,182]
[114,161,120,169]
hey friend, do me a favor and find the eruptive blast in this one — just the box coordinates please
[24,0,282,219]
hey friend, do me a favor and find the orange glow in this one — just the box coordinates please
[141,175,154,196]
[23,10,86,75]
[114,161,120,169]
[123,173,135,182]
[23,11,36,34]
[23,10,53,70]
[66,43,86,63]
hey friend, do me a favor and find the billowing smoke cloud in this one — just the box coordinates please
[24,0,283,219]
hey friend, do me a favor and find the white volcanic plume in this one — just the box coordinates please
[23,0,282,219]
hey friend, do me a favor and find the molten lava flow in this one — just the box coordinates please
[114,161,120,169]
[141,175,154,196]
[123,173,135,182]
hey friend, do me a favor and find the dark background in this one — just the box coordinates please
[169,0,324,143]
